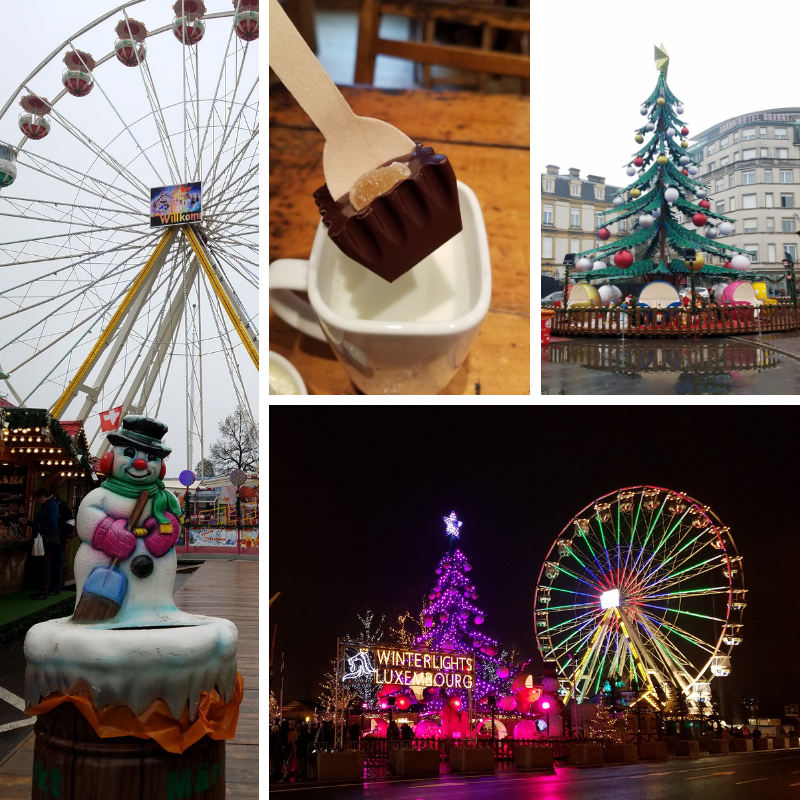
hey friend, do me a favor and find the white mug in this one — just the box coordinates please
[269,181,491,395]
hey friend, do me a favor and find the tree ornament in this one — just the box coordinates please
[681,169,689,176]
[676,103,685,114]
[656,97,666,106]
[692,212,707,227]
[665,187,679,203]
[633,156,644,167]
[681,126,689,136]
[705,226,718,239]
[576,257,592,271]
[695,188,707,198]
[630,188,641,198]
[635,134,644,143]
[680,140,689,149]
[698,199,711,209]
[597,228,611,241]
[640,104,648,116]
[687,252,704,271]
[593,260,606,270]
[626,165,636,177]
[657,155,668,165]
[718,221,733,236]
[652,208,661,218]
[613,196,624,207]
[474,614,484,624]
[614,249,634,269]
[688,166,699,176]
[724,260,732,269]
[667,127,676,137]
[731,254,751,270]
[639,214,654,228]
[679,155,690,165]
[645,122,655,132]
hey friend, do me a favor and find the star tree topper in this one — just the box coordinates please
[443,511,463,539]
[654,43,669,76]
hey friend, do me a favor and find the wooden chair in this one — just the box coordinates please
[354,0,529,89]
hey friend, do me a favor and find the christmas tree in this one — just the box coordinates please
[589,696,622,742]
[572,44,757,302]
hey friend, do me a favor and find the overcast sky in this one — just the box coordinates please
[0,1,258,472]
[539,0,800,189]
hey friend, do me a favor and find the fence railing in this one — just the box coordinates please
[550,304,800,337]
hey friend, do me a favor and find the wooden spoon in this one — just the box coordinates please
[269,0,415,201]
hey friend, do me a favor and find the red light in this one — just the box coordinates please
[541,701,551,710]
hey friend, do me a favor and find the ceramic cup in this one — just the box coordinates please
[269,181,491,395]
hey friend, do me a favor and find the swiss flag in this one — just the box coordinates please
[99,406,123,432]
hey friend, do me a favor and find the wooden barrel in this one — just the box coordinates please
[32,703,225,800]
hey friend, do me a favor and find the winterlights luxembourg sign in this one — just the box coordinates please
[343,647,475,690]
[150,181,202,227]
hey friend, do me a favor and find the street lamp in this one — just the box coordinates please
[567,651,577,736]
[541,700,551,738]
[783,254,796,308]
[487,695,497,744]
[563,253,576,309]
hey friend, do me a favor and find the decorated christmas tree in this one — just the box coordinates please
[589,696,623,742]
[571,44,757,303]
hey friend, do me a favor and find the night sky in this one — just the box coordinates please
[270,407,800,723]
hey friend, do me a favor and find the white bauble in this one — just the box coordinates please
[666,127,676,137]
[639,214,655,228]
[665,187,679,204]
[640,105,648,116]
[652,208,661,219]
[718,221,733,236]
[731,254,751,270]
[711,282,727,302]
[695,188,707,199]
[679,155,690,165]
[645,122,655,132]
[593,260,606,271]
[575,257,592,271]
[705,226,718,239]
[626,165,636,176]
[613,195,624,207]
[598,285,623,306]
[687,166,699,176]
[676,103,685,114]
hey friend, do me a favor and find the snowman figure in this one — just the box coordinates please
[74,415,184,626]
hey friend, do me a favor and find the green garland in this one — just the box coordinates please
[6,408,92,476]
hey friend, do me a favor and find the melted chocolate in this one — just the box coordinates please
[313,144,462,283]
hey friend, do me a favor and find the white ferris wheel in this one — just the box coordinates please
[0,0,258,467]
[535,486,746,711]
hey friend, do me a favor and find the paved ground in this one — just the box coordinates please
[542,333,800,395]
[269,750,800,799]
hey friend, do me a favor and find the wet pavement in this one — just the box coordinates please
[542,332,800,395]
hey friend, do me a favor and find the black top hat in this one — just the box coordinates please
[107,415,172,458]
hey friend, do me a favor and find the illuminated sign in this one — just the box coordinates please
[150,181,202,227]
[342,651,376,682]
[372,647,475,690]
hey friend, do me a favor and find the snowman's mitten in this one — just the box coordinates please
[143,512,180,557]
[93,516,137,560]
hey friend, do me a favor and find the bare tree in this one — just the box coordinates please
[209,404,258,474]
[194,458,215,479]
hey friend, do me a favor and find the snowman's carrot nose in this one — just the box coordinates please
[133,458,147,470]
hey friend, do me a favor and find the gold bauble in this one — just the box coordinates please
[630,188,641,198]
[687,253,705,271]
[681,140,689,149]
[635,134,644,143]
[657,155,668,165]
[656,97,666,106]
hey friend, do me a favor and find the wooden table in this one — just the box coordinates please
[269,85,530,395]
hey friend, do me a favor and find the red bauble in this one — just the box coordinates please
[724,261,732,270]
[681,127,689,136]
[633,157,644,167]
[692,212,708,227]
[681,169,689,176]
[614,249,634,269]
[597,228,611,241]
[699,199,711,209]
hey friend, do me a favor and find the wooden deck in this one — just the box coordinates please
[0,560,258,800]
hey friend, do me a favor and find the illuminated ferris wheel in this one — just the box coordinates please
[0,0,258,464]
[535,486,746,710]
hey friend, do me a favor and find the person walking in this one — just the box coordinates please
[23,491,61,601]
[400,722,414,740]
[741,723,750,738]
[752,727,762,741]
[349,720,361,747]
[283,721,298,781]
[295,723,311,782]
[49,496,75,595]
[387,720,400,741]
[269,724,285,782]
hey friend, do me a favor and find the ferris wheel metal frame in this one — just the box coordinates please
[0,0,258,465]
[535,485,746,711]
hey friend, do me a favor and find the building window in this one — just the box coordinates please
[707,144,715,156]
[786,244,798,261]
[544,180,554,192]
[570,238,580,252]
[777,148,789,159]
[542,236,553,258]
[742,193,757,209]
[570,208,580,227]
[783,218,796,233]
[721,137,729,149]
[781,193,794,208]
[733,151,739,162]
[769,243,776,262]
[743,128,756,141]
[766,193,773,208]
[730,197,736,211]
[760,148,768,158]
[716,200,725,214]
[765,169,772,183]
[571,184,580,196]
[745,245,759,263]
[760,127,767,139]
[720,156,729,168]
[767,217,775,233]
[743,171,756,185]
[595,186,604,200]
[716,179,724,192]
[775,127,788,139]
[781,170,793,183]
[595,212,604,228]
[744,218,758,233]
[743,148,757,160]
[543,204,553,225]
[707,161,716,172]
[619,219,627,231]
[734,132,740,143]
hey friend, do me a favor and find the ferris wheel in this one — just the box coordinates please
[0,0,258,466]
[535,486,746,710]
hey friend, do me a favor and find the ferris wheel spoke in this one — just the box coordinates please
[634,511,691,580]
[136,59,182,183]
[0,196,145,221]
[634,602,727,625]
[637,610,717,656]
[640,586,731,602]
[628,500,668,578]
[548,557,604,592]
[639,522,712,586]
[205,77,257,190]
[205,130,258,203]
[647,552,721,593]
[208,244,258,289]
[542,615,599,661]
[634,611,698,683]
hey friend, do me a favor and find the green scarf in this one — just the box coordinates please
[102,476,182,532]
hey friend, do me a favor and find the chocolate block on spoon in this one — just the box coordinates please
[313,144,462,283]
